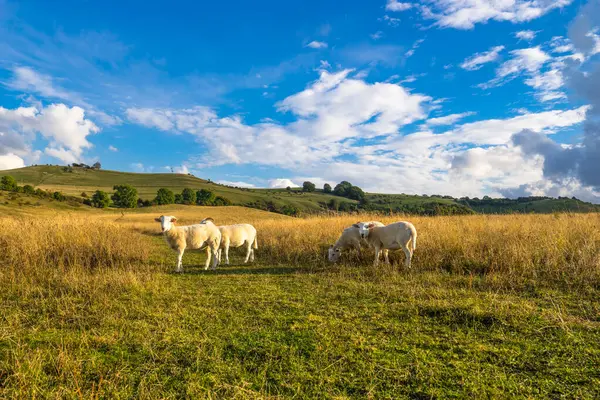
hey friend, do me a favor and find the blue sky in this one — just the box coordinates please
[1,0,600,201]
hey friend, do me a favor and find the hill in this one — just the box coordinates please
[1,165,599,215]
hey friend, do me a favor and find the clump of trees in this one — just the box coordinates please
[302,181,316,192]
[91,190,111,208]
[111,185,138,208]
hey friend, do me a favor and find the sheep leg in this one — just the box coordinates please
[176,249,184,273]
[373,246,381,266]
[204,246,212,270]
[244,241,252,263]
[210,245,219,270]
[384,249,390,264]
[224,244,230,265]
[249,247,255,262]
[402,244,412,268]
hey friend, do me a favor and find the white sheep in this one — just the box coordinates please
[155,215,221,272]
[328,221,389,263]
[356,221,417,268]
[202,218,258,265]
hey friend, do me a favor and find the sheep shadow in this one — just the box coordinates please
[179,264,315,276]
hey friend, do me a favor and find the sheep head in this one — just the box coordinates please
[155,215,177,232]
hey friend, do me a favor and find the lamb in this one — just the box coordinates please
[155,215,221,272]
[356,221,417,268]
[201,218,258,265]
[328,221,388,263]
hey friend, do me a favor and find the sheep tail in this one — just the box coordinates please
[410,224,417,251]
[253,235,258,250]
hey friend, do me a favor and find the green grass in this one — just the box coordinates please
[3,254,599,398]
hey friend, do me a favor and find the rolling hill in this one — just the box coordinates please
[1,165,599,215]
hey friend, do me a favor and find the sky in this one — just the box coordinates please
[1,0,600,202]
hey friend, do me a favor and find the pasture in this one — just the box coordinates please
[1,206,600,398]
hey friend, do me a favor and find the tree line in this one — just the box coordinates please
[89,186,232,209]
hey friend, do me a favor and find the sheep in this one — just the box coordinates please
[155,215,221,272]
[201,218,258,265]
[356,221,417,268]
[328,221,389,263]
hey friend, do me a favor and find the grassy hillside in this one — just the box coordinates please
[2,165,599,215]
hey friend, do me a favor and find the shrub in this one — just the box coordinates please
[196,189,215,206]
[174,194,183,204]
[53,191,66,201]
[155,188,175,205]
[91,190,111,208]
[213,196,232,206]
[302,181,316,192]
[81,192,88,198]
[111,185,138,208]
[22,185,36,195]
[323,183,332,193]
[1,175,17,191]
[181,188,196,205]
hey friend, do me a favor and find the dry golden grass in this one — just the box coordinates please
[1,206,600,398]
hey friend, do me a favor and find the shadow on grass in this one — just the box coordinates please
[174,264,322,276]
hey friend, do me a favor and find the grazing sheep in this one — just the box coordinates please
[356,221,417,268]
[202,218,258,265]
[328,221,389,263]
[155,215,221,272]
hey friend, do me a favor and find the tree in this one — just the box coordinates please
[91,190,110,208]
[302,181,316,192]
[347,185,365,201]
[327,198,340,211]
[1,175,17,191]
[333,181,353,197]
[213,196,232,206]
[111,184,138,208]
[22,185,35,195]
[181,188,196,205]
[281,205,299,216]
[196,189,215,205]
[53,191,66,201]
[92,162,101,170]
[155,188,175,205]
[323,183,332,193]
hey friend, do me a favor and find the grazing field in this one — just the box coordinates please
[1,206,600,398]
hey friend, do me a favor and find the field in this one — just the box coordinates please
[1,205,600,398]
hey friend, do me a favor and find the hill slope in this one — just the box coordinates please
[2,165,599,215]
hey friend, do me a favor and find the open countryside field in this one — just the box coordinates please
[1,205,600,398]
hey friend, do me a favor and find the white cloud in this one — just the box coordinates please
[370,31,384,40]
[108,145,118,152]
[305,41,328,49]
[405,38,425,58]
[0,153,25,170]
[380,15,401,26]
[460,45,504,71]
[268,178,298,188]
[479,46,551,88]
[386,1,412,12]
[0,103,99,164]
[131,163,145,172]
[216,180,256,188]
[426,112,476,126]
[421,0,573,30]
[524,68,566,102]
[549,36,575,54]
[515,30,537,41]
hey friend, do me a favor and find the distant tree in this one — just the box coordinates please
[327,198,340,211]
[302,181,316,192]
[92,162,101,170]
[196,189,215,206]
[111,184,138,208]
[52,191,66,201]
[91,190,110,208]
[347,185,365,201]
[174,193,183,204]
[81,192,88,198]
[34,188,47,198]
[181,188,196,205]
[0,175,17,191]
[22,185,35,195]
[281,204,299,216]
[333,181,353,197]
[286,186,292,192]
[213,196,232,206]
[155,188,175,205]
[323,183,332,193]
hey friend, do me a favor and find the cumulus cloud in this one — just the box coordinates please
[426,112,476,126]
[305,41,328,49]
[515,30,537,41]
[460,46,504,71]
[386,1,412,12]
[108,145,118,152]
[269,178,298,188]
[217,180,256,188]
[0,103,99,164]
[0,153,25,170]
[421,0,573,30]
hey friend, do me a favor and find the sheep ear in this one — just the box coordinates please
[154,217,161,222]
[367,223,375,229]
[203,217,214,223]
[352,224,360,228]
[171,218,177,223]
[329,245,333,248]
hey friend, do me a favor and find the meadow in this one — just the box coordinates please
[1,206,600,398]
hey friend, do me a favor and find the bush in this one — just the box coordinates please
[1,175,17,191]
[333,181,353,197]
[91,190,110,208]
[52,191,66,201]
[111,185,138,208]
[213,196,232,206]
[196,189,215,206]
[181,188,196,205]
[302,181,316,192]
[22,185,35,195]
[174,194,183,204]
[81,192,88,198]
[155,188,175,205]
[323,183,332,193]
